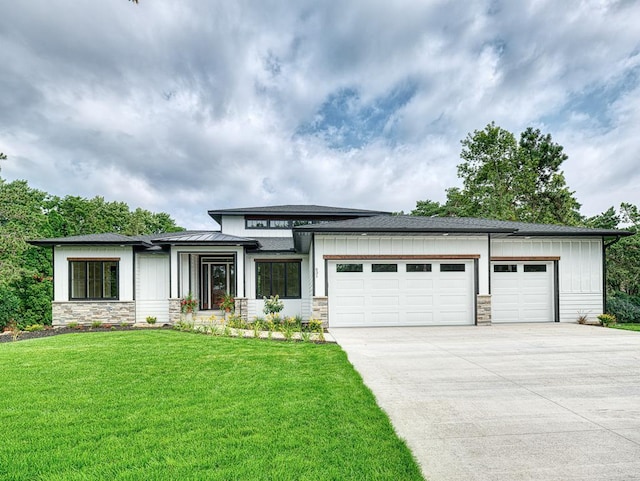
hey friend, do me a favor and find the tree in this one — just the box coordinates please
[413,123,582,225]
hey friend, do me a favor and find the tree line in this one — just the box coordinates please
[0,152,182,328]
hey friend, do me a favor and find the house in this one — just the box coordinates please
[30,204,631,327]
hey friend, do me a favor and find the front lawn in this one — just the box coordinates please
[611,323,640,332]
[0,330,424,481]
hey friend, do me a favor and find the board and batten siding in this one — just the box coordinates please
[491,238,603,322]
[313,235,490,297]
[53,246,134,302]
[135,253,170,324]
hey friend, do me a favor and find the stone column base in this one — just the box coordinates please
[234,297,249,322]
[168,298,182,324]
[476,295,492,326]
[312,296,328,327]
[52,301,135,326]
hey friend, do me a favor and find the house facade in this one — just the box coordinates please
[31,205,629,327]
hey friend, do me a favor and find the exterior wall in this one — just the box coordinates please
[53,246,135,302]
[52,301,135,326]
[244,253,311,320]
[312,235,490,297]
[219,215,293,238]
[491,237,603,322]
[135,253,170,324]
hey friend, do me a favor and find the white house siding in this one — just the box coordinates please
[135,253,170,324]
[312,235,490,297]
[491,238,603,322]
[244,253,311,320]
[53,246,134,301]
[219,215,293,238]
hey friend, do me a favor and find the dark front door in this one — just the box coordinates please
[200,259,235,310]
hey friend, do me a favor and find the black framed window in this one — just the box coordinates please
[372,264,397,273]
[494,264,517,273]
[524,264,547,273]
[440,263,466,272]
[407,263,432,272]
[70,260,119,300]
[256,261,301,298]
[336,263,363,273]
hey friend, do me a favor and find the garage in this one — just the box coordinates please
[327,259,475,327]
[491,261,555,323]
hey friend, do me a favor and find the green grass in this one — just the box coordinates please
[611,323,640,332]
[0,331,424,481]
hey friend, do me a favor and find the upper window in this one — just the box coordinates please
[372,264,398,273]
[245,218,333,229]
[256,261,301,298]
[440,263,466,272]
[494,264,517,273]
[407,263,432,272]
[70,260,119,300]
[524,264,547,273]
[336,263,363,273]
[246,219,269,228]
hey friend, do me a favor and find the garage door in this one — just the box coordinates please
[328,260,475,327]
[491,261,554,323]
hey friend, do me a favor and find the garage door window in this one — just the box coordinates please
[336,263,363,273]
[524,265,547,273]
[407,263,432,272]
[494,264,517,273]
[372,264,397,273]
[440,264,465,272]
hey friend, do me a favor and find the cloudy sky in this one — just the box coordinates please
[1,0,639,229]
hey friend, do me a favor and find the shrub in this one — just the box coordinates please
[91,321,103,329]
[606,292,640,323]
[24,323,45,332]
[0,287,21,331]
[597,313,617,327]
[146,316,157,325]
[263,295,284,315]
[307,319,324,333]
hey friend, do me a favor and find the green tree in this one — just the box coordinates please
[413,123,582,225]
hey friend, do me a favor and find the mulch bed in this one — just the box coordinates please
[0,325,173,343]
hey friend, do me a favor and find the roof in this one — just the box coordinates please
[250,237,295,252]
[208,204,388,224]
[29,231,258,247]
[293,214,632,236]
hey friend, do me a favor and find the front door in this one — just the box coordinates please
[200,258,235,310]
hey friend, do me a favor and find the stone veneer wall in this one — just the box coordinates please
[476,295,492,326]
[168,298,182,324]
[312,296,328,327]
[52,301,135,326]
[234,297,249,322]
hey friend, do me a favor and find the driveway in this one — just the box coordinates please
[330,324,640,481]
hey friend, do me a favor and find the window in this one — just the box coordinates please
[372,264,397,273]
[70,260,119,300]
[440,263,465,272]
[407,263,432,272]
[336,263,363,273]
[269,219,290,228]
[524,264,547,273]
[494,264,517,273]
[246,219,268,228]
[256,261,301,298]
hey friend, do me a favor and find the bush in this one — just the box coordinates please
[606,292,640,323]
[597,313,617,327]
[0,287,21,331]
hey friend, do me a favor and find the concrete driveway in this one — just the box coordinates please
[330,324,640,481]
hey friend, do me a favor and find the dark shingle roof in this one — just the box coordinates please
[30,231,258,247]
[29,233,153,246]
[293,215,633,237]
[208,204,388,224]
[250,237,295,252]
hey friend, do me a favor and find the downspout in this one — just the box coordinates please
[487,233,492,294]
[602,235,622,313]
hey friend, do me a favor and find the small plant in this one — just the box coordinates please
[173,320,194,332]
[67,321,83,330]
[219,294,235,313]
[91,321,103,329]
[146,316,157,325]
[263,295,284,315]
[7,320,21,342]
[307,318,324,333]
[252,319,262,338]
[576,310,590,325]
[227,314,247,329]
[119,321,129,327]
[25,324,45,332]
[597,313,617,327]
[180,293,198,314]
[300,330,312,342]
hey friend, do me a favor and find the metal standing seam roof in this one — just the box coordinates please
[29,231,259,247]
[207,204,389,224]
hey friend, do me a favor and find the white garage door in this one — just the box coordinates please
[491,261,554,323]
[328,260,475,327]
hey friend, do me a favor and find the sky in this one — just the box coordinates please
[1,0,639,230]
